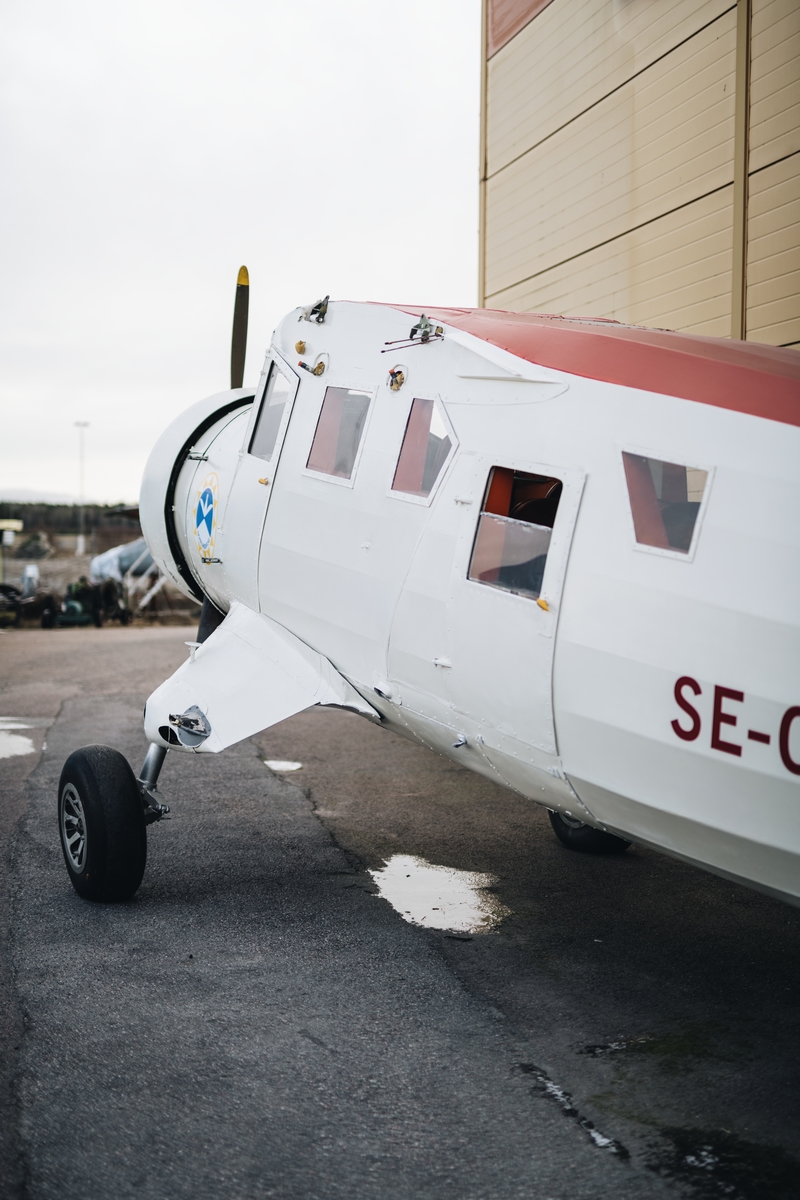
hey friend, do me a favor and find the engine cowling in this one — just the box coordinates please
[139,388,254,606]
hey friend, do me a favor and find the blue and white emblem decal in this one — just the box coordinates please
[196,488,214,549]
[194,473,218,556]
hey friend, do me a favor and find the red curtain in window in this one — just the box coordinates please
[307,389,346,475]
[622,453,671,549]
[661,461,688,503]
[484,467,514,516]
[393,398,433,495]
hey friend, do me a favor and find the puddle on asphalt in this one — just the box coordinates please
[368,854,511,934]
[263,759,303,772]
[0,718,37,759]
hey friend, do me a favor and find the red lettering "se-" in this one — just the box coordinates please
[671,676,800,776]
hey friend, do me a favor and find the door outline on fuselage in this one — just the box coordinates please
[444,456,586,782]
[219,348,300,611]
[386,449,586,788]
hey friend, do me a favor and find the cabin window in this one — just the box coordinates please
[392,398,453,498]
[249,364,293,461]
[306,386,371,479]
[622,453,708,554]
[468,468,562,600]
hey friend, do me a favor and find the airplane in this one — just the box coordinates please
[57,267,800,908]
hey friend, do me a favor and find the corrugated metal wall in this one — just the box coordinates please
[480,0,799,346]
[746,0,799,345]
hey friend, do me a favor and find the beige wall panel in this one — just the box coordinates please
[490,188,733,338]
[749,0,800,171]
[488,0,554,57]
[746,153,800,345]
[486,0,733,176]
[484,12,736,298]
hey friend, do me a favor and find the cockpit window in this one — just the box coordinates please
[622,453,708,554]
[249,363,293,461]
[392,398,453,498]
[468,468,562,600]
[306,387,371,479]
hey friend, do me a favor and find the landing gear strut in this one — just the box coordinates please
[58,742,170,902]
[138,743,170,824]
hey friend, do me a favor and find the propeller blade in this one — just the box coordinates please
[230,265,249,389]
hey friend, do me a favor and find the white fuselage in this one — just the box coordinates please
[140,302,800,905]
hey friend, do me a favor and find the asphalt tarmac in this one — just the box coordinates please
[1,627,798,1200]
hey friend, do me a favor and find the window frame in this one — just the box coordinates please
[386,392,458,507]
[619,445,714,563]
[468,511,554,600]
[300,381,377,489]
[465,465,563,603]
[244,351,299,463]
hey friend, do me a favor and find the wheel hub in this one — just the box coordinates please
[61,783,87,872]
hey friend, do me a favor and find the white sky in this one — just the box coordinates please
[0,0,481,504]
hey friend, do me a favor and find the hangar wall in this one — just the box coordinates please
[478,0,799,346]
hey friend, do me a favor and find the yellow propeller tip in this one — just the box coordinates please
[237,265,249,287]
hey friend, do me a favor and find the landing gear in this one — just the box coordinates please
[58,743,170,902]
[197,596,224,643]
[548,809,631,854]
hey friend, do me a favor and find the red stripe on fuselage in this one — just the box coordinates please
[383,306,800,428]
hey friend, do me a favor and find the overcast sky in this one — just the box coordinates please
[0,0,480,504]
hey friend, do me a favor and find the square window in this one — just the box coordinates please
[622,452,708,553]
[306,387,371,479]
[392,398,453,498]
[249,364,293,462]
[468,468,562,600]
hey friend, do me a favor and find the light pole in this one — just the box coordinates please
[75,421,89,556]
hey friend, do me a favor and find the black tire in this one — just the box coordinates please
[548,809,631,855]
[41,608,54,629]
[58,746,147,901]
